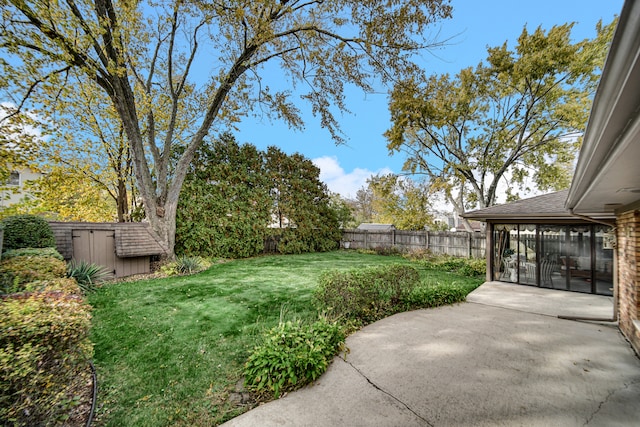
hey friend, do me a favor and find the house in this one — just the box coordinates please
[0,167,43,208]
[463,0,640,354]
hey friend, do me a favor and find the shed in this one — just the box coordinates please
[48,221,166,278]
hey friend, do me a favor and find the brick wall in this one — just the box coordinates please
[617,209,640,355]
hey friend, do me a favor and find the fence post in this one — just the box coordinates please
[425,230,429,250]
[392,229,396,248]
[468,232,473,258]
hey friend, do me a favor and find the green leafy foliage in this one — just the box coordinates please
[1,215,56,251]
[266,147,340,254]
[160,256,209,276]
[67,260,110,294]
[403,282,470,309]
[176,135,340,258]
[386,20,617,221]
[0,254,67,295]
[244,318,345,397]
[2,247,64,260]
[0,291,93,426]
[176,134,272,259]
[366,174,436,230]
[314,264,421,325]
[408,254,487,277]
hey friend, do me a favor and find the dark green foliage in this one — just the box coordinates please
[0,254,67,295]
[0,291,93,426]
[315,264,421,325]
[176,135,340,258]
[67,260,110,294]
[1,215,56,251]
[176,134,272,258]
[265,147,340,254]
[2,247,64,260]
[403,283,469,309]
[410,254,487,277]
[244,318,345,397]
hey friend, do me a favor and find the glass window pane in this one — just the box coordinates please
[539,225,565,290]
[518,225,537,285]
[594,226,614,296]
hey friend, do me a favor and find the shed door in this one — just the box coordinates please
[72,230,117,278]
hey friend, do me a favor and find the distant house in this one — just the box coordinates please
[0,167,43,208]
[463,0,640,354]
[356,223,396,232]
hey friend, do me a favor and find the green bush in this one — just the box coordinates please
[0,255,68,295]
[21,278,82,295]
[412,254,486,277]
[67,260,110,294]
[403,283,469,310]
[314,264,421,325]
[160,256,209,276]
[2,247,64,261]
[244,318,345,397]
[1,215,56,252]
[0,291,93,426]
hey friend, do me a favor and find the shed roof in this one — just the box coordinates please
[114,223,167,257]
[461,190,573,221]
[356,223,396,231]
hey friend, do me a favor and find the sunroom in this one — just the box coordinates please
[463,190,615,297]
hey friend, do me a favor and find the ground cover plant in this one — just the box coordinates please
[88,251,484,426]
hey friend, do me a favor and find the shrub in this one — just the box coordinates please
[0,255,67,295]
[413,254,486,277]
[2,247,64,261]
[22,278,82,295]
[160,256,209,276]
[314,264,421,325]
[67,260,110,294]
[403,283,469,310]
[0,291,93,426]
[244,318,345,397]
[1,215,56,252]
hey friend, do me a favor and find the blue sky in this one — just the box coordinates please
[231,0,623,199]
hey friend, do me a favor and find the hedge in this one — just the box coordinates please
[314,264,421,325]
[0,291,93,426]
[0,215,56,252]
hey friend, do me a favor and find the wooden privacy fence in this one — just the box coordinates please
[341,229,486,258]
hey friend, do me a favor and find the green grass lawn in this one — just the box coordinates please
[89,251,483,426]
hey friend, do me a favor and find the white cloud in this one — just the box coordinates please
[312,156,392,199]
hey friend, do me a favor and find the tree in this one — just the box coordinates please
[367,174,435,230]
[351,185,375,225]
[1,165,117,221]
[328,193,356,229]
[1,0,452,257]
[0,105,41,184]
[175,133,271,258]
[265,147,340,254]
[385,21,615,231]
[40,80,138,222]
